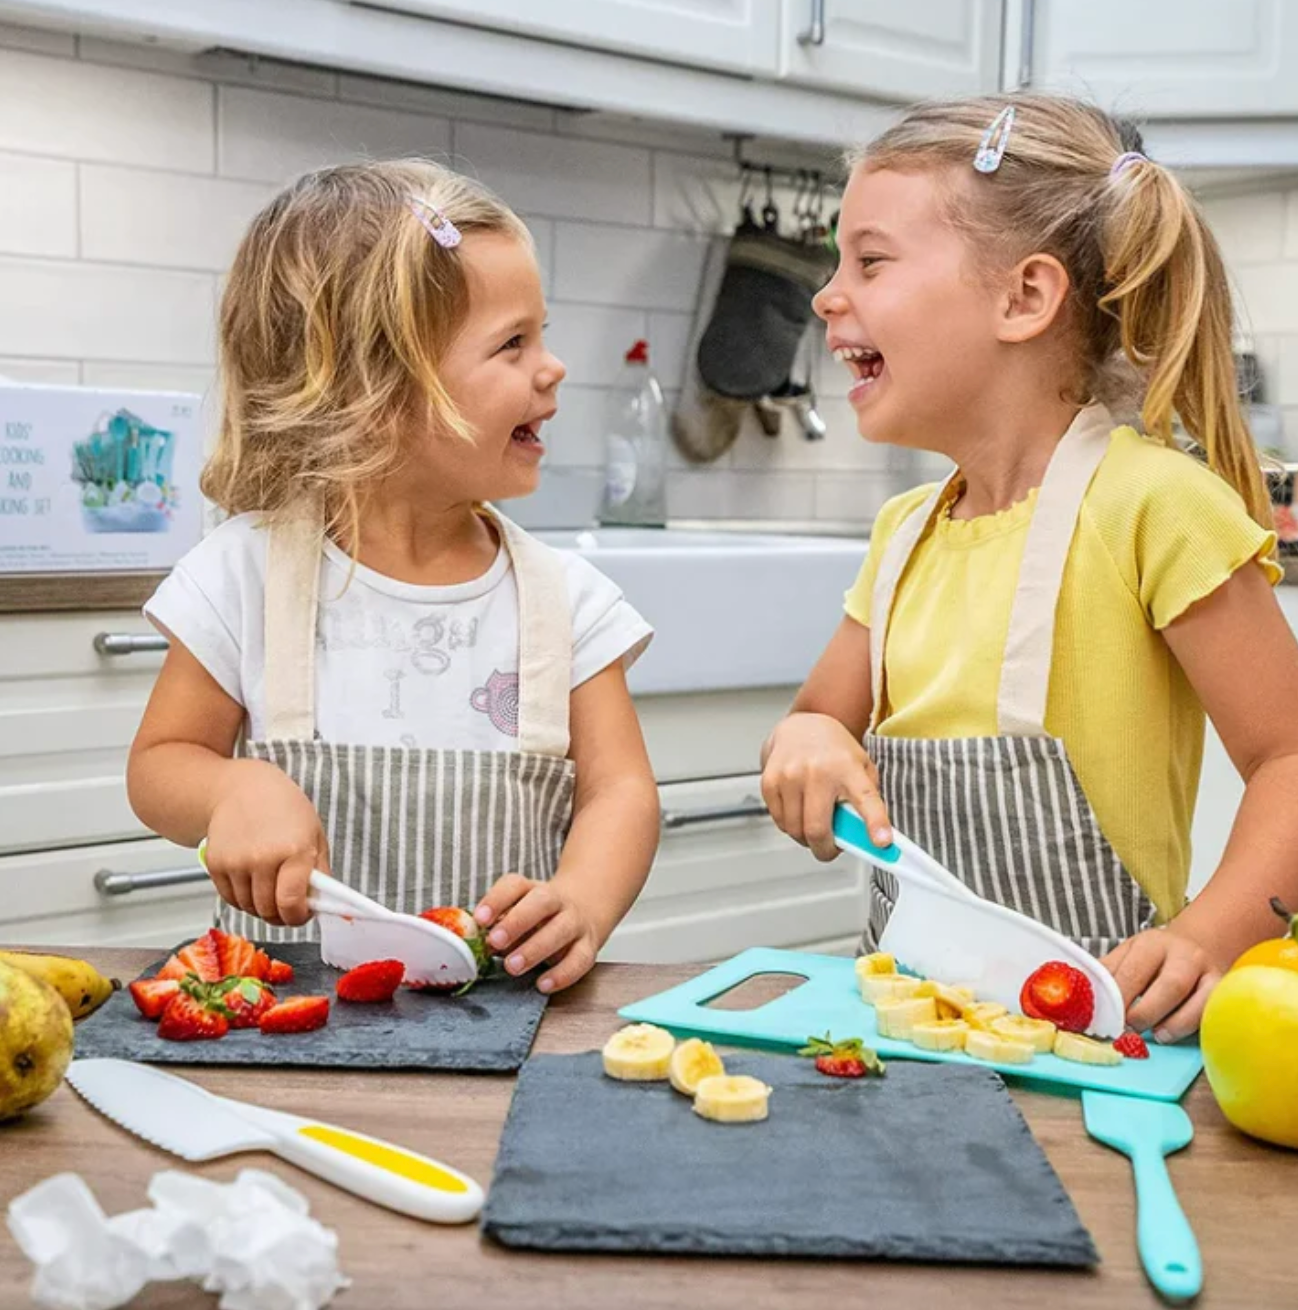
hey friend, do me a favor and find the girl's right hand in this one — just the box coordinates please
[761,712,892,862]
[204,760,329,927]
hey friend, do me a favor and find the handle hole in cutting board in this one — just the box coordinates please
[700,972,809,1012]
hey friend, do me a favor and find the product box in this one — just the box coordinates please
[0,383,203,574]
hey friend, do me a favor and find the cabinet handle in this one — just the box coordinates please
[94,866,209,896]
[661,799,769,830]
[94,632,169,656]
[797,0,826,46]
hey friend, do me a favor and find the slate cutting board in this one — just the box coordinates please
[76,942,547,1072]
[483,1052,1098,1266]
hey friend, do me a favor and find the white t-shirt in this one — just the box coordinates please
[145,513,653,750]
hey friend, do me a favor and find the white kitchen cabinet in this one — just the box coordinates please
[351,0,781,76]
[780,0,1003,101]
[1031,0,1298,118]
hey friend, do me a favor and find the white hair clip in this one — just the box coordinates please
[973,105,1016,175]
[408,196,462,249]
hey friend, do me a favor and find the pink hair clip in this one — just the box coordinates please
[1110,151,1148,178]
[408,196,462,249]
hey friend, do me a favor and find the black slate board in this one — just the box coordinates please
[76,942,547,1072]
[483,1052,1098,1265]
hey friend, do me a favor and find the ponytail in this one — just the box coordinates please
[1101,160,1274,532]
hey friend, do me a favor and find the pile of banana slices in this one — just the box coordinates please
[602,1025,771,1123]
[856,954,1123,1066]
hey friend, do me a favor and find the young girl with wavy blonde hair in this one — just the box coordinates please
[129,160,659,993]
[763,94,1298,1040]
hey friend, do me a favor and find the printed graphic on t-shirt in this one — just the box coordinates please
[470,669,520,737]
[317,598,479,675]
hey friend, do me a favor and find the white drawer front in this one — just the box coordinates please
[602,774,867,964]
[0,836,215,949]
[0,610,162,854]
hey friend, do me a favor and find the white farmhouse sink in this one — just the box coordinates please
[532,526,869,695]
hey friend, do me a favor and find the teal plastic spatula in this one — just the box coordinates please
[1081,1090,1202,1301]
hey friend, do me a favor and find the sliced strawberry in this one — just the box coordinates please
[174,929,223,983]
[128,978,180,1020]
[336,959,404,1004]
[216,931,257,980]
[155,954,188,982]
[1113,1031,1150,1059]
[1020,961,1095,1033]
[157,989,228,1041]
[266,958,294,985]
[798,1033,886,1079]
[259,996,330,1035]
[217,976,277,1029]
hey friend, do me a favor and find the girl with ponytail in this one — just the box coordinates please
[762,93,1298,1041]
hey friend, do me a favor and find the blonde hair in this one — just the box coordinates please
[202,158,531,539]
[853,93,1273,533]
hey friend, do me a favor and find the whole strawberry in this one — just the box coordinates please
[1020,961,1095,1033]
[419,906,492,987]
[1113,1031,1150,1059]
[336,959,405,1004]
[799,1033,886,1079]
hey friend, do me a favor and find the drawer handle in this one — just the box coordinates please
[94,632,170,656]
[797,0,826,46]
[661,799,769,830]
[95,866,209,896]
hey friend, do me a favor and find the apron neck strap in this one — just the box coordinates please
[867,403,1115,737]
[262,501,573,757]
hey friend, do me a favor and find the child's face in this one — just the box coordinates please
[427,232,565,502]
[814,165,1005,451]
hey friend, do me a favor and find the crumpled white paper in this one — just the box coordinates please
[6,1168,349,1310]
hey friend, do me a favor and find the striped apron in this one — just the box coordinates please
[220,503,577,944]
[862,403,1156,958]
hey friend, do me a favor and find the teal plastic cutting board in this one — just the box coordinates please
[619,948,1202,1102]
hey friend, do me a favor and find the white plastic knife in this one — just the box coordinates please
[833,803,1126,1038]
[65,1058,484,1224]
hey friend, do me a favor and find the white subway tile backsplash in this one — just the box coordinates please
[1234,263,1298,335]
[545,385,606,468]
[456,122,651,225]
[0,152,76,257]
[1285,189,1298,262]
[80,165,272,270]
[554,223,707,312]
[647,312,694,393]
[339,74,555,132]
[667,469,817,521]
[0,48,213,171]
[0,357,80,384]
[1272,336,1298,407]
[813,473,895,526]
[547,304,647,387]
[652,150,813,235]
[0,257,215,363]
[77,38,340,98]
[218,86,450,183]
[554,110,733,158]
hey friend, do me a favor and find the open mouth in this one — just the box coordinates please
[511,421,543,448]
[833,344,885,393]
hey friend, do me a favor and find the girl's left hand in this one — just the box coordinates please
[474,873,602,994]
[1101,926,1223,1042]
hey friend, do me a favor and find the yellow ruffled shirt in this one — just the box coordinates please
[845,426,1280,922]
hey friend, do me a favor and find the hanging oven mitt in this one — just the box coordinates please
[696,219,835,402]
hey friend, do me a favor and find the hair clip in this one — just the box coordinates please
[973,105,1016,175]
[408,196,462,249]
[1110,151,1148,178]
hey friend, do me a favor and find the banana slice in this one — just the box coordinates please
[991,1015,1057,1054]
[875,995,939,1040]
[910,1018,970,1052]
[932,984,977,1019]
[1053,1031,1123,1066]
[693,1074,771,1123]
[859,973,926,1004]
[669,1038,725,1095]
[854,952,896,978]
[602,1024,676,1081]
[966,1028,1035,1065]
[962,1001,1010,1031]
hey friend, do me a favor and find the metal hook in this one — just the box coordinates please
[761,165,779,232]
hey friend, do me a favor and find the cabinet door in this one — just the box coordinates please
[1032,0,1298,117]
[780,0,1003,100]
[356,1,781,76]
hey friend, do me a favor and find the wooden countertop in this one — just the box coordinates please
[1,948,1292,1309]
